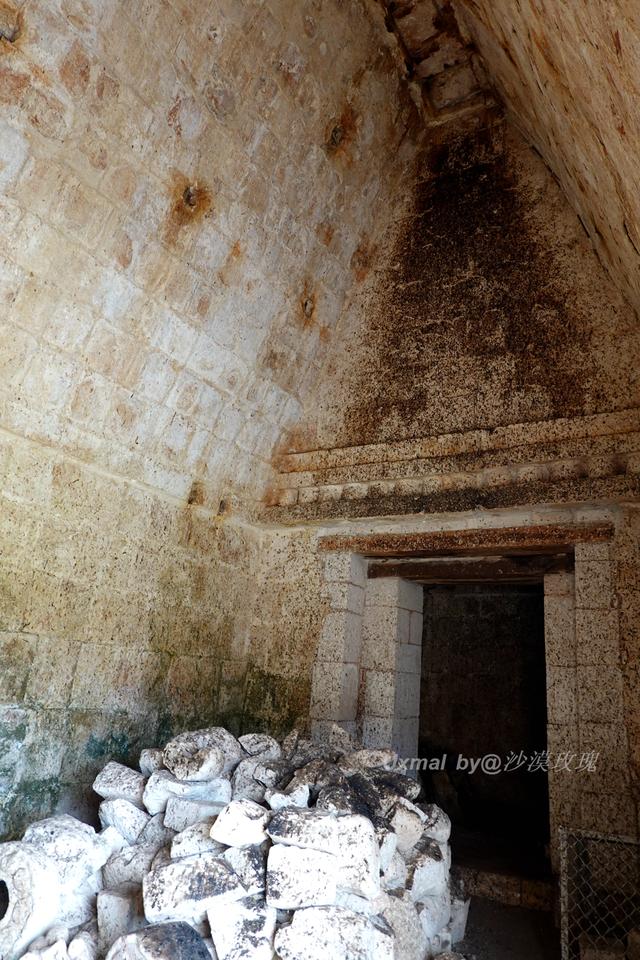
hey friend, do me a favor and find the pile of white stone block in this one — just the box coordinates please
[0,725,469,960]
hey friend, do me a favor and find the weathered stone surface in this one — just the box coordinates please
[23,816,114,888]
[265,784,310,811]
[143,771,231,816]
[222,843,268,897]
[416,890,451,939]
[238,734,282,760]
[231,758,268,803]
[171,822,225,860]
[267,807,338,854]
[143,854,246,923]
[210,799,270,847]
[105,922,211,960]
[163,728,243,780]
[275,905,394,960]
[266,845,338,909]
[207,894,277,960]
[406,840,448,900]
[0,842,62,960]
[390,799,426,856]
[163,797,226,832]
[97,886,145,955]
[379,891,427,960]
[99,800,150,845]
[68,926,99,960]
[93,762,147,809]
[419,803,451,844]
[139,750,164,778]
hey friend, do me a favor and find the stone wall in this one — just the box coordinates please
[0,0,421,836]
[268,125,640,519]
[453,0,640,316]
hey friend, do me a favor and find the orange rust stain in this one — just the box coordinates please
[218,240,243,286]
[0,64,28,103]
[350,237,374,282]
[96,71,119,103]
[59,40,91,96]
[167,95,182,137]
[114,232,133,270]
[187,480,206,506]
[319,325,332,344]
[164,173,213,245]
[316,221,334,246]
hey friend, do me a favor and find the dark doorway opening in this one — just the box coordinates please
[419,582,550,880]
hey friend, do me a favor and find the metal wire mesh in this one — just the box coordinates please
[560,828,640,959]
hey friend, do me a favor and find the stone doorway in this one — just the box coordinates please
[419,582,550,882]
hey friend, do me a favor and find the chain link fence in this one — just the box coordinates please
[560,828,640,959]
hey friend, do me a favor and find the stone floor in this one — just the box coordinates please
[459,897,561,960]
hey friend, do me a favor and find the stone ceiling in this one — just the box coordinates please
[451,0,640,317]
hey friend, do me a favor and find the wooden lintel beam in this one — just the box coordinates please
[318,523,613,558]
[368,554,572,583]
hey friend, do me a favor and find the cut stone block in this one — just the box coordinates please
[23,816,115,888]
[143,854,246,923]
[416,890,451,938]
[68,926,99,960]
[210,799,270,847]
[335,815,380,899]
[450,896,470,944]
[99,800,150,845]
[265,784,310,811]
[267,807,338,854]
[143,771,231,816]
[238,734,282,759]
[420,803,451,844]
[383,850,408,891]
[163,728,244,779]
[171,822,225,860]
[139,749,164,777]
[97,886,145,955]
[231,758,268,803]
[105,922,212,960]
[222,843,268,896]
[274,905,393,960]
[0,842,62,960]
[406,840,448,900]
[379,891,427,960]
[266,845,338,909]
[93,762,147,809]
[207,894,276,960]
[390,799,426,855]
[163,797,226,832]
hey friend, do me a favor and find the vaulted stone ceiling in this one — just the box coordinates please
[452,0,640,316]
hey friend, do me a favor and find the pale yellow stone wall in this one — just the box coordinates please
[0,0,421,834]
[454,0,640,315]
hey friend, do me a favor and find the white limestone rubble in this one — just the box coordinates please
[0,726,468,960]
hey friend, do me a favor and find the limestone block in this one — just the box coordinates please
[105,922,211,960]
[222,843,268,896]
[137,814,175,857]
[163,728,244,779]
[420,804,451,844]
[99,800,150,845]
[207,894,276,960]
[164,797,226,832]
[379,891,427,960]
[103,846,157,888]
[231,758,267,803]
[450,897,470,944]
[93,762,147,809]
[377,826,398,871]
[274,905,393,960]
[139,750,164,777]
[267,807,337,854]
[68,926,99,960]
[266,845,339,909]
[416,890,451,938]
[142,854,246,923]
[0,842,62,960]
[171,822,225,860]
[210,799,270,847]
[97,886,145,955]
[238,734,281,759]
[390,799,426,855]
[23,816,115,888]
[383,851,408,891]
[265,784,310,811]
[406,840,448,901]
[335,815,381,900]
[143,771,231,816]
